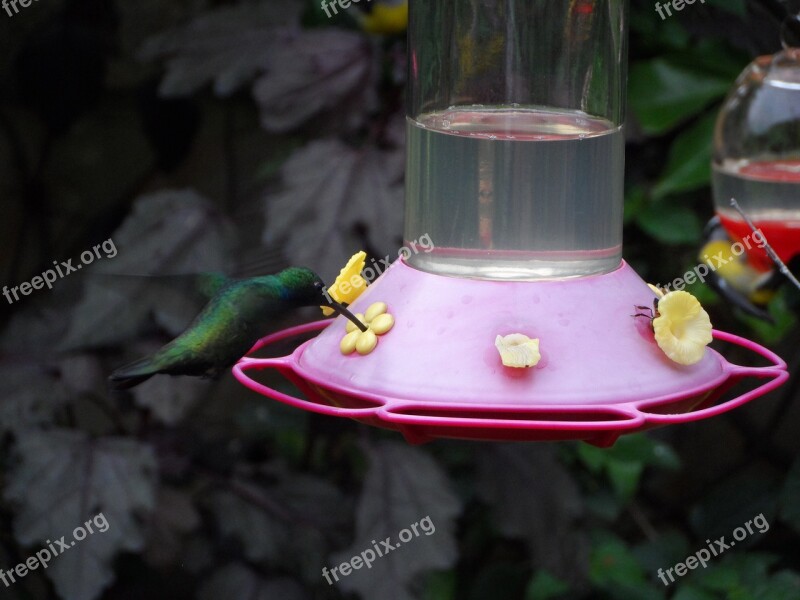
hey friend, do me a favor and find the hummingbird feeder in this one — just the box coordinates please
[235,0,788,446]
[713,37,800,271]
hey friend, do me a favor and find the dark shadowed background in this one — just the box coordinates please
[0,0,799,599]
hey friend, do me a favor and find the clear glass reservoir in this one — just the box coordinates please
[404,0,629,280]
[713,47,800,270]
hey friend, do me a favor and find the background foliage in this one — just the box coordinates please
[0,0,799,599]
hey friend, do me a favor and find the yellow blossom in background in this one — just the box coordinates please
[699,240,775,305]
[357,1,408,35]
[321,251,368,316]
[653,291,713,366]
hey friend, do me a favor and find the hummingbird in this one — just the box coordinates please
[108,267,366,390]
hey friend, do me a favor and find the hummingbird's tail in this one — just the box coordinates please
[108,356,159,390]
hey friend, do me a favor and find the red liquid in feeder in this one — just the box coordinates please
[713,159,800,270]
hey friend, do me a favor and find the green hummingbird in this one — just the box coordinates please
[109,267,366,390]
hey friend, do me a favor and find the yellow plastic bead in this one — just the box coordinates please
[370,313,395,335]
[346,314,366,333]
[356,330,378,355]
[340,330,360,355]
[365,302,388,323]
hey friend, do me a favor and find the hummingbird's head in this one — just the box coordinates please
[279,267,368,332]
[277,267,327,304]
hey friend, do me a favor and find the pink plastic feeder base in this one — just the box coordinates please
[233,261,788,446]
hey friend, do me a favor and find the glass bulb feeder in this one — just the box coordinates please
[404,0,628,279]
[713,25,800,271]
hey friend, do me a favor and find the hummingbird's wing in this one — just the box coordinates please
[229,244,289,279]
[93,272,229,301]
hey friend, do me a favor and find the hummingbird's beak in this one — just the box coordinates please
[322,290,368,332]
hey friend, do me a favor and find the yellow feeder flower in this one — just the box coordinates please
[495,334,541,368]
[652,291,713,366]
[322,251,368,316]
[340,302,394,356]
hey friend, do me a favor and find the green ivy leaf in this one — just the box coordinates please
[589,534,665,600]
[698,562,741,592]
[607,460,645,501]
[633,530,690,575]
[608,434,680,469]
[577,442,607,474]
[667,42,749,81]
[423,570,457,600]
[688,470,778,546]
[652,112,718,200]
[578,435,680,500]
[672,586,718,600]
[630,10,690,51]
[748,570,800,599]
[637,203,704,245]
[525,570,570,600]
[590,536,644,587]
[741,287,799,344]
[624,185,648,225]
[693,553,781,595]
[704,0,747,17]
[585,489,624,522]
[629,59,730,135]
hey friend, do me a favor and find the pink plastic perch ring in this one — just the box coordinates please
[233,320,788,448]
